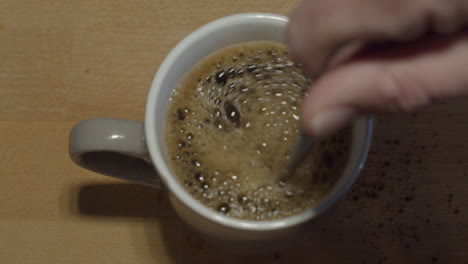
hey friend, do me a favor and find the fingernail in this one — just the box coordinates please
[311,107,355,138]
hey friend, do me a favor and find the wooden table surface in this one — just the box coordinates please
[1,0,467,263]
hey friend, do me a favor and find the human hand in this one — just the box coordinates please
[287,0,468,137]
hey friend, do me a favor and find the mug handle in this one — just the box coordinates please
[69,118,161,188]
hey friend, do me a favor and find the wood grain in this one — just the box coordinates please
[0,1,467,263]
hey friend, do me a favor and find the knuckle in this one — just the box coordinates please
[381,66,431,112]
[430,0,466,34]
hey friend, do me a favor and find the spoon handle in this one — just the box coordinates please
[280,132,317,182]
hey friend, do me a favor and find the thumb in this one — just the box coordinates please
[301,32,468,137]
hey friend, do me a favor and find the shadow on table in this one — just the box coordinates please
[74,183,165,218]
[69,177,455,264]
[69,100,468,263]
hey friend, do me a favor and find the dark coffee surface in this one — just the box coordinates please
[165,41,351,220]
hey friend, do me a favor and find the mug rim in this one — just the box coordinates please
[145,13,373,231]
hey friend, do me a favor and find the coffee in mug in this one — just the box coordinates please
[165,41,351,220]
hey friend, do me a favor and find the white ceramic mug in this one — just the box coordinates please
[69,13,373,254]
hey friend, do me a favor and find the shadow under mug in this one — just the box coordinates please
[69,13,373,254]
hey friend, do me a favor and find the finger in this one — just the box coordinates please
[286,0,468,77]
[287,0,425,76]
[301,31,468,137]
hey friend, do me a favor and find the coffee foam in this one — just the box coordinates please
[165,41,351,220]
